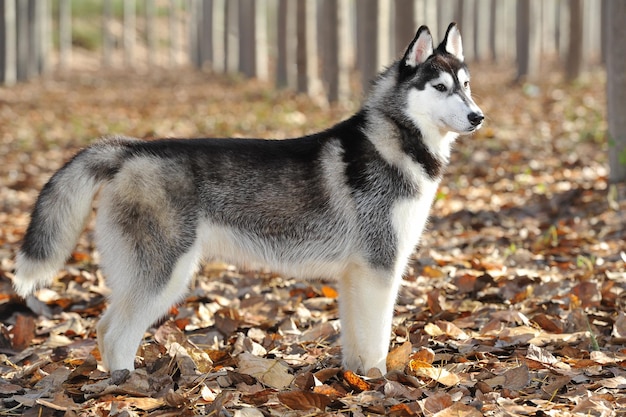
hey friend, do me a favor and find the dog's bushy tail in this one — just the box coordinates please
[13,137,135,297]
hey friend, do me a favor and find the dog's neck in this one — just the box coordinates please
[360,108,453,184]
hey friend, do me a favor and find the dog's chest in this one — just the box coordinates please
[391,177,440,270]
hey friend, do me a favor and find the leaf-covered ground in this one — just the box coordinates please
[1,65,625,416]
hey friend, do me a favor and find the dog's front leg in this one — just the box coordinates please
[338,267,401,375]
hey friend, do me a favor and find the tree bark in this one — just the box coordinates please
[211,0,225,73]
[58,0,70,70]
[123,0,136,68]
[254,0,268,81]
[607,1,626,187]
[169,0,179,66]
[225,0,238,73]
[238,0,255,77]
[102,0,112,67]
[566,0,583,81]
[1,0,17,85]
[489,0,497,61]
[276,0,292,88]
[321,0,350,103]
[145,0,156,66]
[516,0,530,80]
[357,0,378,89]
[296,0,318,96]
[515,0,538,81]
[394,0,414,56]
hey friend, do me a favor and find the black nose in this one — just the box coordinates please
[468,112,484,127]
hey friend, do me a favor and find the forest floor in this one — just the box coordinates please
[0,63,625,416]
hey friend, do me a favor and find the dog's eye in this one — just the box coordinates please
[463,80,470,89]
[433,83,447,92]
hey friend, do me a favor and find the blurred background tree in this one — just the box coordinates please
[606,0,626,197]
[0,1,608,94]
[0,0,622,195]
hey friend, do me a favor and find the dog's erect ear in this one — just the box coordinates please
[402,25,434,68]
[439,22,464,61]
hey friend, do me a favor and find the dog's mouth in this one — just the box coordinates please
[465,123,483,133]
[441,120,483,134]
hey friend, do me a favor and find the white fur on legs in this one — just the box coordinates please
[338,266,401,374]
[97,297,153,371]
[337,273,358,369]
[97,242,201,371]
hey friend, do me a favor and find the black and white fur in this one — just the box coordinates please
[14,23,483,374]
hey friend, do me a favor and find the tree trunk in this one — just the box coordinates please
[124,0,136,68]
[321,0,350,103]
[454,0,464,29]
[516,0,538,81]
[102,0,112,67]
[423,0,438,40]
[0,0,5,82]
[238,0,255,77]
[276,0,293,88]
[321,0,338,100]
[489,0,497,61]
[473,0,489,62]
[607,1,626,189]
[254,0,268,81]
[15,0,27,80]
[516,0,530,80]
[26,0,39,78]
[39,0,50,73]
[357,0,378,89]
[394,0,414,56]
[1,0,17,85]
[169,0,179,66]
[225,0,238,73]
[236,0,268,80]
[201,0,214,70]
[601,0,608,64]
[145,0,156,66]
[58,0,71,70]
[211,0,225,73]
[296,0,318,96]
[566,0,583,81]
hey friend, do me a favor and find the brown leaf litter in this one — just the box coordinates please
[1,66,625,415]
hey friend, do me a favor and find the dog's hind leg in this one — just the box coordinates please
[338,266,401,375]
[96,241,201,371]
[94,195,202,371]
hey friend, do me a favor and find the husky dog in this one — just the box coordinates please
[14,23,483,374]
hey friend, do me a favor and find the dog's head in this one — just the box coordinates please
[397,23,484,135]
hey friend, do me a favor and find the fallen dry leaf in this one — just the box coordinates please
[237,352,294,390]
[321,285,338,298]
[526,343,559,366]
[408,360,460,387]
[541,374,572,397]
[342,370,371,392]
[502,364,530,391]
[419,391,453,415]
[410,348,436,364]
[277,390,332,411]
[388,402,420,416]
[116,396,166,412]
[612,311,626,338]
[432,403,483,417]
[571,394,615,416]
[9,314,36,351]
[387,341,412,372]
